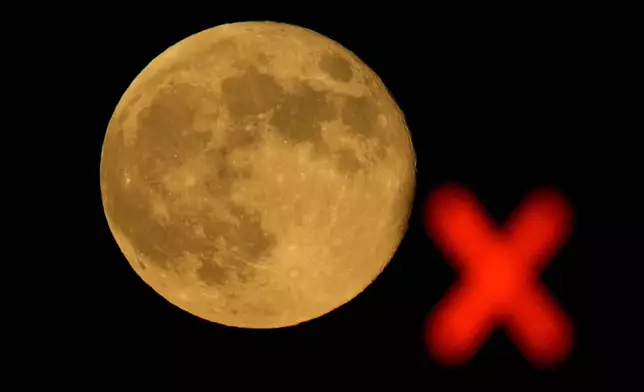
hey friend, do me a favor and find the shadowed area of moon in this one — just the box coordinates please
[100,21,416,328]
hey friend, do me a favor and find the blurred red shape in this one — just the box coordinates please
[423,183,574,368]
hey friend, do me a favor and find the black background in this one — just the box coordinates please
[60,7,637,389]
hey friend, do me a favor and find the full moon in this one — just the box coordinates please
[100,21,415,328]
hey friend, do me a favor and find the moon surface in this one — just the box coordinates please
[100,21,416,328]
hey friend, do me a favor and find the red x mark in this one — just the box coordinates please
[423,184,574,368]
